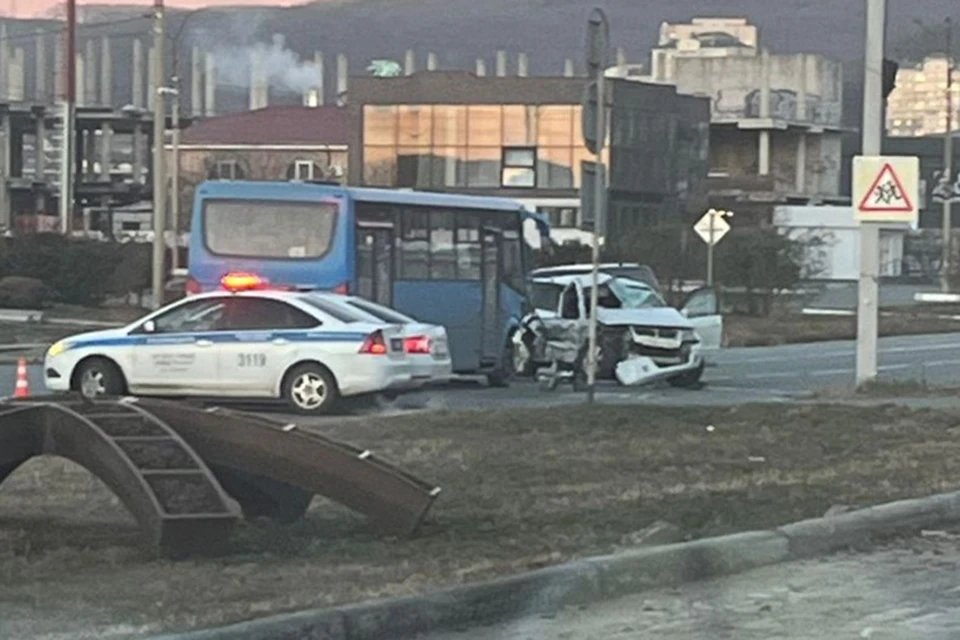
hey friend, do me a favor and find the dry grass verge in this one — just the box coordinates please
[726,312,960,347]
[4,403,960,638]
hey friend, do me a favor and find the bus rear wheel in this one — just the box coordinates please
[486,340,515,388]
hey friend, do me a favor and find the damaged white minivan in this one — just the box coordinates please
[514,272,722,387]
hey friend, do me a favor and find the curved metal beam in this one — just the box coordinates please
[135,398,441,536]
[0,398,240,557]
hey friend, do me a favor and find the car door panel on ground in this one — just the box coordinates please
[682,286,723,350]
[128,296,229,394]
[218,297,321,395]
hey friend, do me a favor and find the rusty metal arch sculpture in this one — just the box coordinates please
[2,395,440,556]
[0,397,241,558]
[136,399,441,536]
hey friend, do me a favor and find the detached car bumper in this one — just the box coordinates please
[616,342,703,386]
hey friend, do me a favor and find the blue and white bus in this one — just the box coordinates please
[186,181,549,384]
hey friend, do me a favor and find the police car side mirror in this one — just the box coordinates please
[142,320,157,334]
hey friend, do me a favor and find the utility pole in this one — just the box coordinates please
[170,83,180,271]
[58,0,76,234]
[166,9,205,272]
[856,0,886,386]
[584,8,608,404]
[942,17,954,292]
[151,0,166,309]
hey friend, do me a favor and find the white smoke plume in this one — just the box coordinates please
[212,39,322,94]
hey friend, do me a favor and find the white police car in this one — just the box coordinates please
[43,273,413,414]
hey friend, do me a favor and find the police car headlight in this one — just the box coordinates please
[47,341,67,358]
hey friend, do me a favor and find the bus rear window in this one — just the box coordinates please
[203,200,337,259]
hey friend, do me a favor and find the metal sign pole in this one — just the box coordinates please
[856,0,885,386]
[707,210,715,285]
[151,0,167,309]
[585,7,608,404]
[942,18,954,293]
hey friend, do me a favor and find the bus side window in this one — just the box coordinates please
[455,211,481,280]
[430,211,457,279]
[501,227,524,291]
[398,208,429,279]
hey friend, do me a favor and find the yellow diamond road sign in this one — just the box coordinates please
[694,210,730,246]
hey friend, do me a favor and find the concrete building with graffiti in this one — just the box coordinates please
[632,17,845,225]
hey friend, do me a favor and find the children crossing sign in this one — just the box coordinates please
[852,155,919,223]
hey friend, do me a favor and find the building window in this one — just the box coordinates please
[501,147,536,187]
[294,160,315,181]
[211,160,243,180]
[539,206,579,229]
[364,105,398,145]
[537,147,573,188]
[467,146,501,187]
[398,105,433,146]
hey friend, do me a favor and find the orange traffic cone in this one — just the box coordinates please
[13,358,29,398]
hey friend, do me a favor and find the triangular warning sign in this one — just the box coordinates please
[857,162,914,213]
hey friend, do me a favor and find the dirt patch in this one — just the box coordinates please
[726,312,960,347]
[4,403,960,638]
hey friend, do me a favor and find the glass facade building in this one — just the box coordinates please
[348,73,710,238]
[362,104,606,192]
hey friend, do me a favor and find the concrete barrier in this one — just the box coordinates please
[149,488,960,640]
[586,530,789,598]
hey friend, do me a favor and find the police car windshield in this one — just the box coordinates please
[299,294,370,323]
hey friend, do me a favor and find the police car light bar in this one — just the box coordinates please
[221,272,268,292]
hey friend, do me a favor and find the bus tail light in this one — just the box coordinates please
[358,329,388,355]
[404,335,431,355]
[221,272,267,292]
[185,275,203,296]
[333,282,349,295]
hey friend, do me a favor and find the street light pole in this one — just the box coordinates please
[942,17,954,292]
[856,0,886,387]
[151,0,166,309]
[58,0,76,234]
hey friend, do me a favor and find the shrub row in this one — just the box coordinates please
[0,234,151,308]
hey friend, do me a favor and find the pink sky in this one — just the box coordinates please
[15,1,302,18]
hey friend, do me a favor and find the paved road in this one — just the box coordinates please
[803,282,941,311]
[3,332,960,410]
[711,331,960,393]
[425,533,960,640]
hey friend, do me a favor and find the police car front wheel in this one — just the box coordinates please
[74,358,126,398]
[283,364,339,414]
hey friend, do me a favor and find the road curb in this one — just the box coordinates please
[149,488,960,640]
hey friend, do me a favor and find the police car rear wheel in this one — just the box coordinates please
[75,358,125,398]
[284,364,338,414]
